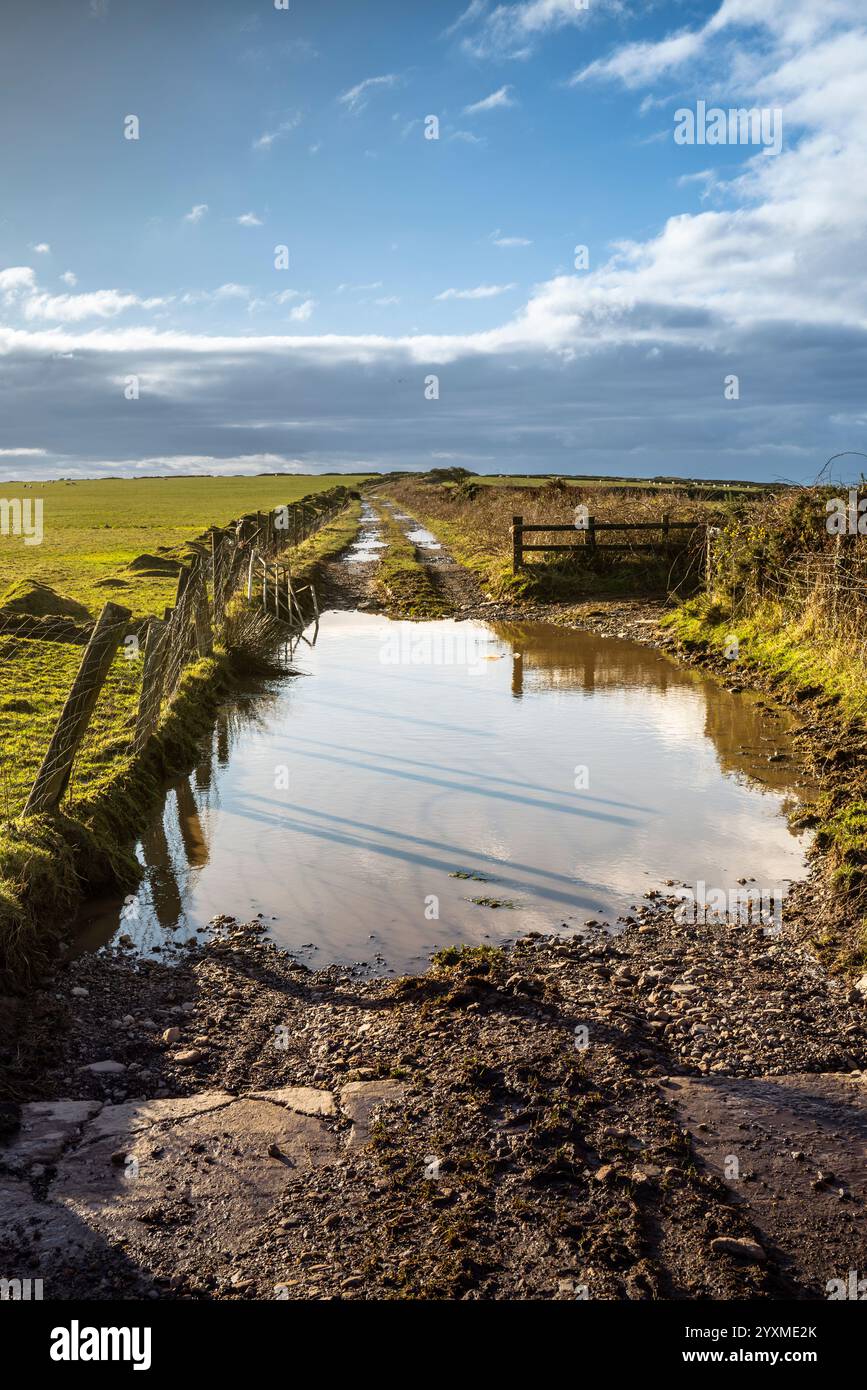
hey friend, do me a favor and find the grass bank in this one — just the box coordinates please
[288,497,364,589]
[0,497,364,991]
[0,649,243,991]
[663,486,867,973]
[371,507,449,618]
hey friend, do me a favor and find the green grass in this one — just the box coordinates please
[372,508,450,618]
[289,498,364,588]
[0,474,372,618]
[665,596,867,721]
[0,636,141,820]
[0,481,366,987]
[0,649,240,991]
[665,594,867,965]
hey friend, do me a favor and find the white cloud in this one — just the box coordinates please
[456,0,600,60]
[0,267,37,301]
[31,243,51,255]
[183,204,209,223]
[289,299,316,322]
[436,283,517,300]
[180,284,253,307]
[22,289,170,323]
[463,85,516,115]
[338,74,400,115]
[0,447,47,456]
[61,271,78,287]
[237,212,263,227]
[442,0,488,39]
[492,230,532,247]
[252,114,302,151]
[449,130,486,145]
[336,281,384,294]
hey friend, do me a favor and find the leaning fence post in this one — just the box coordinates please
[192,563,213,657]
[134,616,169,753]
[24,601,132,815]
[512,515,523,573]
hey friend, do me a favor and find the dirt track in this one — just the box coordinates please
[3,522,867,1302]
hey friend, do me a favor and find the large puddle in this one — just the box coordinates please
[75,613,814,974]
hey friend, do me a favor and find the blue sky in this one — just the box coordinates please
[1,0,865,482]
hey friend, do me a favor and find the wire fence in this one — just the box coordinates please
[0,485,350,820]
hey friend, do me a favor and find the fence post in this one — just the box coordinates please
[662,512,670,540]
[24,601,132,815]
[134,616,169,753]
[512,515,523,573]
[587,516,597,553]
[192,563,213,657]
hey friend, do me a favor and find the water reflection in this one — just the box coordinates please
[74,614,815,973]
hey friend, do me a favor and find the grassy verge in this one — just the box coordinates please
[665,593,867,974]
[288,497,364,589]
[0,497,364,990]
[0,649,243,990]
[372,509,450,618]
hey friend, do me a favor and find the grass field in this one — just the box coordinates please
[469,475,776,493]
[0,474,372,619]
[0,472,370,814]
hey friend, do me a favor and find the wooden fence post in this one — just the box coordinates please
[24,601,132,815]
[134,616,169,753]
[512,515,523,573]
[662,512,670,540]
[587,516,597,553]
[192,563,213,657]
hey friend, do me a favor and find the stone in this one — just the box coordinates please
[710,1237,767,1263]
[80,1061,126,1075]
[339,1080,406,1148]
[0,1099,102,1169]
[248,1087,336,1117]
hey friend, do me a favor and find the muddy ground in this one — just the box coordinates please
[2,517,866,1301]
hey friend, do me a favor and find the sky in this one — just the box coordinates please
[0,0,865,483]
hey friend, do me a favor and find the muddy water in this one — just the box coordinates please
[344,501,386,563]
[76,613,814,974]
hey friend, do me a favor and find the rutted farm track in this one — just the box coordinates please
[2,497,867,1302]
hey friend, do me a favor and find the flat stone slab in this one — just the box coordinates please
[340,1081,406,1148]
[661,1071,867,1292]
[83,1091,236,1142]
[248,1086,336,1117]
[0,1100,102,1172]
[0,1085,345,1289]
